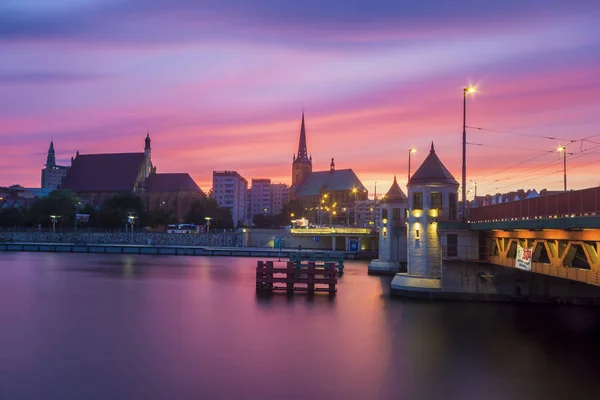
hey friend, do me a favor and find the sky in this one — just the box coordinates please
[2,0,600,199]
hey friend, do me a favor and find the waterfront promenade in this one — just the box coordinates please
[0,242,329,259]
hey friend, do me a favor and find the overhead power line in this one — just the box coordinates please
[467,141,554,153]
[466,126,572,141]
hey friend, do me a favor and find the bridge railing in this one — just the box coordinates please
[469,186,600,222]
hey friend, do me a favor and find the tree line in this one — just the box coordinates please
[0,190,306,230]
[0,190,234,230]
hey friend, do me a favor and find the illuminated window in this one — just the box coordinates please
[415,229,420,239]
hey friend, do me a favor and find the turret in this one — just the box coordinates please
[368,176,409,273]
[406,142,459,279]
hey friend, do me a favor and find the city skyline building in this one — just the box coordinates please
[41,141,69,189]
[249,178,272,220]
[212,170,248,227]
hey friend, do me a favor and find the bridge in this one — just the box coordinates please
[439,186,600,287]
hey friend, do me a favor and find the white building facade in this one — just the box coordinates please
[212,170,248,227]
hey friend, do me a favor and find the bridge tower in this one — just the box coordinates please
[391,143,459,290]
[368,176,408,274]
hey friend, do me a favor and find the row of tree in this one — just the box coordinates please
[0,190,306,230]
[0,190,235,229]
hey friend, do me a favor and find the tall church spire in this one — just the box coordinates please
[294,112,310,164]
[46,141,56,166]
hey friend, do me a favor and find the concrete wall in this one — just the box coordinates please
[439,229,480,260]
[0,232,242,247]
[441,261,600,304]
[242,228,374,251]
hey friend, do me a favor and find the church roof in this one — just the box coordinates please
[408,143,459,187]
[295,169,366,197]
[384,176,407,203]
[143,173,203,194]
[62,153,146,192]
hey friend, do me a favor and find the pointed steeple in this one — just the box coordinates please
[45,141,56,167]
[330,157,335,171]
[294,112,310,164]
[145,130,151,150]
[409,141,459,186]
[384,175,408,203]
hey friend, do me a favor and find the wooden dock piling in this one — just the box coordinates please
[256,260,337,295]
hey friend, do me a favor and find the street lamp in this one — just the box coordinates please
[351,187,358,226]
[204,217,212,235]
[557,146,568,191]
[408,148,417,181]
[462,85,477,220]
[75,201,82,231]
[50,215,61,233]
[127,213,136,235]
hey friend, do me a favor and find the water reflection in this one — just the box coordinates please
[0,252,599,399]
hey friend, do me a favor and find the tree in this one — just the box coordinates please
[184,198,233,229]
[252,213,275,229]
[98,192,145,229]
[144,208,177,228]
[0,208,25,227]
[25,189,80,227]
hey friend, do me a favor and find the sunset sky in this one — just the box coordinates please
[2,0,600,198]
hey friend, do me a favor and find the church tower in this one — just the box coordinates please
[291,112,312,190]
[144,131,153,178]
[46,141,56,167]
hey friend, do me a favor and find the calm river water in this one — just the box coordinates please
[0,252,599,400]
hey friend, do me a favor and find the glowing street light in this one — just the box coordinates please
[50,215,61,233]
[557,146,568,191]
[408,148,417,182]
[205,216,213,235]
[462,84,477,220]
[127,213,137,235]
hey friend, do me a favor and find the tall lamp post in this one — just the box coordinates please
[205,216,212,236]
[127,213,136,235]
[408,148,417,181]
[74,201,82,231]
[50,215,60,233]
[557,146,568,191]
[462,85,476,221]
[351,188,358,226]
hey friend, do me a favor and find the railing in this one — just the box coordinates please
[290,227,372,235]
[469,186,600,222]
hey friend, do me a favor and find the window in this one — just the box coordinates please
[449,193,457,220]
[381,208,388,219]
[392,208,401,220]
[413,192,423,210]
[431,192,442,209]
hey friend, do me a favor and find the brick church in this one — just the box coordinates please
[60,132,204,221]
[290,113,368,208]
